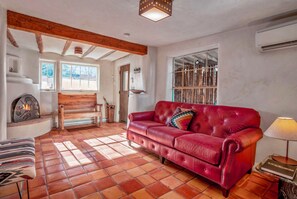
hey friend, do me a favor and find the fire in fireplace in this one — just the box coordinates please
[11,94,40,123]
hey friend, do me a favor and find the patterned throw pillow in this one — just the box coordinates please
[169,108,195,130]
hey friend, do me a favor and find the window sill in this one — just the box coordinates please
[60,90,99,93]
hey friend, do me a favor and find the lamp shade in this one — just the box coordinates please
[264,117,297,141]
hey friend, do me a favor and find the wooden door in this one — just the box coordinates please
[119,64,130,122]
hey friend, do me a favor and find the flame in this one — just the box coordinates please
[22,104,31,111]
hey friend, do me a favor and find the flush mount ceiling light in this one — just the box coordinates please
[139,0,173,22]
[74,46,83,54]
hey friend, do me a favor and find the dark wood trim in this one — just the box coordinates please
[7,10,147,55]
[62,40,72,56]
[35,33,43,53]
[119,64,130,122]
[7,29,19,48]
[82,46,96,58]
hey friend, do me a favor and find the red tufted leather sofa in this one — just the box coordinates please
[127,101,263,197]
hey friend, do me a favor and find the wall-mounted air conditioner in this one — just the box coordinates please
[255,20,297,52]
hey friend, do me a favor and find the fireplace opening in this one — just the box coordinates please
[11,94,40,123]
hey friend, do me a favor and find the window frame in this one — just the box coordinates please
[60,61,100,92]
[172,48,218,105]
[39,59,57,92]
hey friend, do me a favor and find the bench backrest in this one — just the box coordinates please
[58,93,97,110]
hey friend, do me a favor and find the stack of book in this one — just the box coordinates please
[260,158,297,180]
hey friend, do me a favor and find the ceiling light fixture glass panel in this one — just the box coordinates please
[139,0,173,22]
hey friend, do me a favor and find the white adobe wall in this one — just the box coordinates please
[7,45,40,84]
[0,7,7,140]
[157,22,297,163]
[113,47,157,122]
[97,60,114,119]
[6,46,40,123]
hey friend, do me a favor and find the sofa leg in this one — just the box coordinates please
[159,156,165,164]
[221,187,230,198]
[128,140,132,147]
[247,168,252,174]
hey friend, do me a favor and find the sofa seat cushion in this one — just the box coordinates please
[129,121,165,136]
[175,134,224,165]
[147,126,193,147]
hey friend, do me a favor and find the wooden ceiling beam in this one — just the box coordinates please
[35,33,43,53]
[7,29,19,48]
[62,40,72,56]
[82,46,96,58]
[7,10,147,55]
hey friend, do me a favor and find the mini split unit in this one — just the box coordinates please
[256,20,297,52]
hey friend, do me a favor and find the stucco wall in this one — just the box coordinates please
[0,7,7,140]
[156,23,297,162]
[114,47,157,122]
[6,46,40,123]
[7,45,40,83]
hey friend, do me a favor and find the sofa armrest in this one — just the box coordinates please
[222,128,263,153]
[128,111,155,122]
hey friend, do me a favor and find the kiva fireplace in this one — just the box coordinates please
[11,94,40,123]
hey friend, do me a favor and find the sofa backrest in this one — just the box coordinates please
[154,101,260,138]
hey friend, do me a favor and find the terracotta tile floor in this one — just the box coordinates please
[0,123,279,199]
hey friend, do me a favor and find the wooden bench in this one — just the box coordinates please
[58,93,102,130]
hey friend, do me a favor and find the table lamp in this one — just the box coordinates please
[264,117,297,165]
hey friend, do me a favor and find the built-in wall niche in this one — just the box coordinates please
[7,55,22,76]
[130,66,145,94]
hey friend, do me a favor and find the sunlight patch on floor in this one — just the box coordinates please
[54,143,68,152]
[83,133,138,160]
[54,141,92,167]
[72,149,92,164]
[60,151,81,167]
[93,145,123,160]
[84,138,103,147]
[97,137,116,144]
[109,142,137,156]
[63,141,78,150]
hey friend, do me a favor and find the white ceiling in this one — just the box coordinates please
[8,29,130,61]
[43,35,65,54]
[9,29,37,51]
[1,0,297,47]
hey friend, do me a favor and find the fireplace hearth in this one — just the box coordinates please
[11,94,40,123]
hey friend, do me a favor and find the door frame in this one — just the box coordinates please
[119,64,130,122]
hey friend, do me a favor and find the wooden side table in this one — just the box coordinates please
[256,155,297,199]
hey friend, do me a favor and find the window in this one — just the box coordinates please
[61,63,98,91]
[173,49,218,104]
[40,60,56,90]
